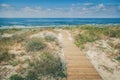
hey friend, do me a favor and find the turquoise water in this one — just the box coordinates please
[0,18,120,27]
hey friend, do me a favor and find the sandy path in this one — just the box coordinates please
[60,30,103,80]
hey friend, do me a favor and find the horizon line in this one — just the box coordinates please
[0,17,120,19]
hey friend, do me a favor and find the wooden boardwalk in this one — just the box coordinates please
[60,30,103,80]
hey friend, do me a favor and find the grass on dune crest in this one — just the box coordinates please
[73,25,120,49]
[0,28,22,35]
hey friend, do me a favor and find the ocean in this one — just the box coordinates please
[0,18,120,28]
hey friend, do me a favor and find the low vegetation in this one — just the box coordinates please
[45,35,56,42]
[28,52,66,80]
[74,25,120,49]
[26,38,46,52]
[9,74,24,80]
[0,28,22,34]
[115,56,120,61]
[2,26,120,80]
[0,28,66,80]
[0,49,14,63]
[9,52,66,80]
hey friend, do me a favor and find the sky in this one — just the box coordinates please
[0,0,120,18]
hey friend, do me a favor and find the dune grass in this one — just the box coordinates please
[74,25,120,49]
[45,35,56,42]
[27,52,66,80]
[9,74,24,80]
[0,31,26,63]
[0,29,23,36]
[0,37,15,63]
[25,38,46,52]
[9,52,66,80]
[0,28,66,80]
[115,56,120,61]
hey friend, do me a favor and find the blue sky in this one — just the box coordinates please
[0,0,120,18]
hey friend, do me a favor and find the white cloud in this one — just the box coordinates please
[0,4,12,8]
[82,7,87,11]
[0,3,119,18]
[71,3,93,7]
[97,4,105,9]
[0,4,10,7]
[84,3,93,6]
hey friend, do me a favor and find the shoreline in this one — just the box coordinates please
[0,24,120,29]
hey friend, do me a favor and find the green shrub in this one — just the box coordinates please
[12,34,25,43]
[25,70,38,80]
[45,35,56,42]
[26,39,46,52]
[0,50,9,62]
[0,49,15,63]
[0,37,13,47]
[9,60,19,66]
[109,29,120,38]
[115,56,120,61]
[27,52,66,79]
[75,32,97,49]
[0,35,2,40]
[9,74,24,80]
[38,52,66,77]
